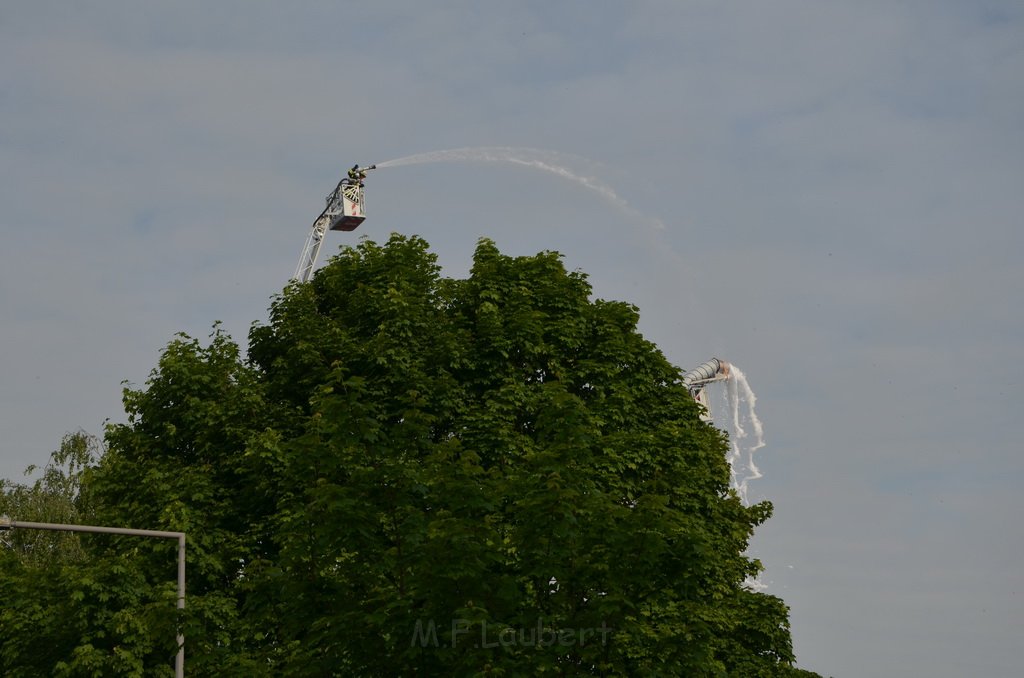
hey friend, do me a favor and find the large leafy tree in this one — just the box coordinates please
[1,235,820,677]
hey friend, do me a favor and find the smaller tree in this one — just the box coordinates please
[0,431,100,565]
[0,432,120,677]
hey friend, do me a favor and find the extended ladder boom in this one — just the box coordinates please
[293,213,332,283]
[682,358,730,422]
[682,358,730,395]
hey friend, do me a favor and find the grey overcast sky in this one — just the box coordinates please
[2,2,1021,675]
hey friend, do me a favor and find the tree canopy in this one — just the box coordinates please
[1,235,821,677]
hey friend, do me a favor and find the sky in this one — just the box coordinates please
[2,1,1022,675]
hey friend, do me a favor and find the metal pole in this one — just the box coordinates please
[177,534,185,678]
[0,517,186,677]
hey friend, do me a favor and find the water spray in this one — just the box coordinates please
[720,363,765,506]
[375,146,665,231]
[687,360,768,591]
[685,359,766,507]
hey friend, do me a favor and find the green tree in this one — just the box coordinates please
[1,234,821,677]
[238,235,814,676]
[86,327,273,675]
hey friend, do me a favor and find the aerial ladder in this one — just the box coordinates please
[293,164,377,283]
[682,358,730,422]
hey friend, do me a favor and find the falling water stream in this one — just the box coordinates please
[716,364,766,507]
[705,364,769,591]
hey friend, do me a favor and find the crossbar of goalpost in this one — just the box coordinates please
[0,516,185,678]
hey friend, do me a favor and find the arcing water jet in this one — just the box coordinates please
[376,146,665,230]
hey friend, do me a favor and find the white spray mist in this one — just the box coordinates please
[707,363,769,591]
[375,146,665,230]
